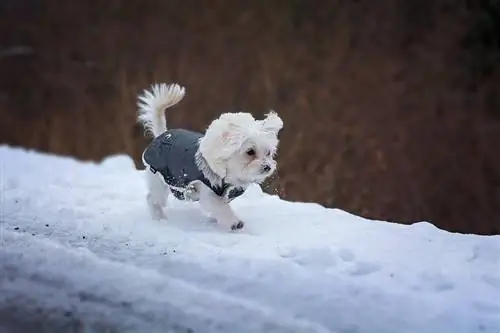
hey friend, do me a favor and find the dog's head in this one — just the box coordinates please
[198,111,283,186]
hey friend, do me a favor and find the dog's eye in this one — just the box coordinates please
[246,148,256,157]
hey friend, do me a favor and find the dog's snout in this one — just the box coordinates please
[261,164,271,173]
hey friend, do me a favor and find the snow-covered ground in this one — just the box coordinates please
[0,145,499,333]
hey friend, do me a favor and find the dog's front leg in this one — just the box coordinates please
[198,185,244,230]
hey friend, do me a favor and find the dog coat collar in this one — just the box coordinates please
[143,129,246,202]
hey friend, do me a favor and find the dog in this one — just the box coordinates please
[137,83,283,230]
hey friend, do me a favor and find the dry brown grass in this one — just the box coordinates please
[1,0,499,234]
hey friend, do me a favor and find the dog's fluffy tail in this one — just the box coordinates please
[137,83,186,138]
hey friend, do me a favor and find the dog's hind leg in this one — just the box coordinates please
[145,168,169,220]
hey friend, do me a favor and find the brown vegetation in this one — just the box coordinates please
[1,0,499,234]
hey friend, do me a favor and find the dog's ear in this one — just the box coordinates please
[261,110,283,136]
[206,155,228,179]
[198,133,229,179]
[199,113,254,179]
[206,130,237,178]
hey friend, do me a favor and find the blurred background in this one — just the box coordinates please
[1,0,499,235]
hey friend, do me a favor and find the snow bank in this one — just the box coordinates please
[0,145,499,333]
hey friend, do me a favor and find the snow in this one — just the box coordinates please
[1,145,499,333]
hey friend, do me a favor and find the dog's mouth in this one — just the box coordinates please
[233,163,275,185]
[251,172,272,183]
[232,174,265,185]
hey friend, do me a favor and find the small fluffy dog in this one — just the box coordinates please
[137,83,283,230]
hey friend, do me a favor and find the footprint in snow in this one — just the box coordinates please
[280,247,338,269]
[469,243,500,263]
[482,275,500,290]
[347,261,382,276]
[337,248,356,262]
[281,247,382,277]
[413,271,454,292]
[335,248,381,277]
[472,301,500,315]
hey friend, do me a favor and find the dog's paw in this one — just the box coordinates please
[230,221,245,230]
[150,205,167,220]
[152,211,167,221]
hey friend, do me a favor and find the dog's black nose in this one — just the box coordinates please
[261,164,271,173]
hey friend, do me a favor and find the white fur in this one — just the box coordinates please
[137,82,282,231]
[198,112,282,186]
[137,83,186,137]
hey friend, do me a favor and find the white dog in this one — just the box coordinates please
[137,83,283,230]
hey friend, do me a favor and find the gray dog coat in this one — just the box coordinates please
[143,129,245,202]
